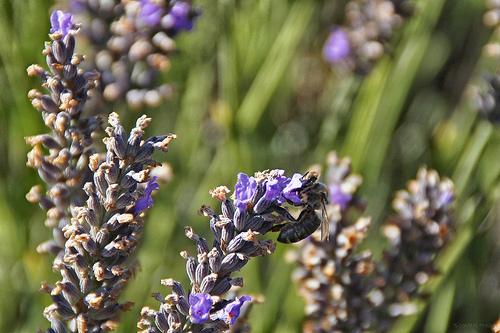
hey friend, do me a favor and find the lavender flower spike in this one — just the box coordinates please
[134,176,160,213]
[323,27,351,63]
[50,10,73,37]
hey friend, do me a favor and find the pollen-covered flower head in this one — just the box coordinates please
[50,10,73,37]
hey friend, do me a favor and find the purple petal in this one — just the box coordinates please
[329,183,352,210]
[189,293,212,324]
[217,295,251,324]
[436,189,454,207]
[50,10,73,37]
[163,1,194,31]
[234,173,257,213]
[139,0,164,26]
[282,173,303,205]
[323,27,350,63]
[134,176,159,213]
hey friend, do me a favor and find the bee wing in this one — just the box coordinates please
[320,204,329,241]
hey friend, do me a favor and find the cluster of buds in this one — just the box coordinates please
[322,0,412,73]
[467,1,500,124]
[380,167,455,315]
[39,111,176,332]
[469,71,500,124]
[291,152,456,332]
[484,0,500,31]
[27,11,177,332]
[26,10,102,260]
[138,169,322,332]
[62,0,200,110]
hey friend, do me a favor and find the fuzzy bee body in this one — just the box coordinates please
[274,172,330,243]
[276,207,321,243]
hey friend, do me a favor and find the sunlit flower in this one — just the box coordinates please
[329,183,352,210]
[234,173,257,213]
[189,293,212,324]
[50,10,73,37]
[139,0,164,27]
[323,27,350,63]
[134,176,160,212]
[282,173,303,205]
[217,295,251,324]
[163,1,195,32]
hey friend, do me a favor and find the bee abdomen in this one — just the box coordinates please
[277,207,321,244]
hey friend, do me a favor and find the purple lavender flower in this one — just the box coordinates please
[217,295,252,324]
[282,173,303,205]
[163,1,195,32]
[139,0,164,27]
[329,183,352,210]
[189,293,212,324]
[262,170,289,204]
[322,27,351,63]
[134,176,160,213]
[436,189,455,208]
[50,10,73,37]
[234,173,257,213]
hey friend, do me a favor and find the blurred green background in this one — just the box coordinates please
[1,0,500,332]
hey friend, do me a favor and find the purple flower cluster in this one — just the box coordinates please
[139,0,164,27]
[138,0,197,32]
[162,1,196,32]
[189,293,251,325]
[62,0,200,111]
[233,170,303,215]
[322,1,413,73]
[139,169,316,331]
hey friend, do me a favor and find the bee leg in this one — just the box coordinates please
[264,205,297,221]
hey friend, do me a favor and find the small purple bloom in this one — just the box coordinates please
[234,173,257,213]
[329,183,352,210]
[263,178,282,202]
[189,293,212,324]
[436,190,454,208]
[322,27,350,63]
[139,0,164,27]
[283,173,303,205]
[134,176,159,213]
[50,10,73,37]
[217,295,251,324]
[162,1,194,32]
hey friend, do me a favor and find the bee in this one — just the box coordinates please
[272,171,330,243]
